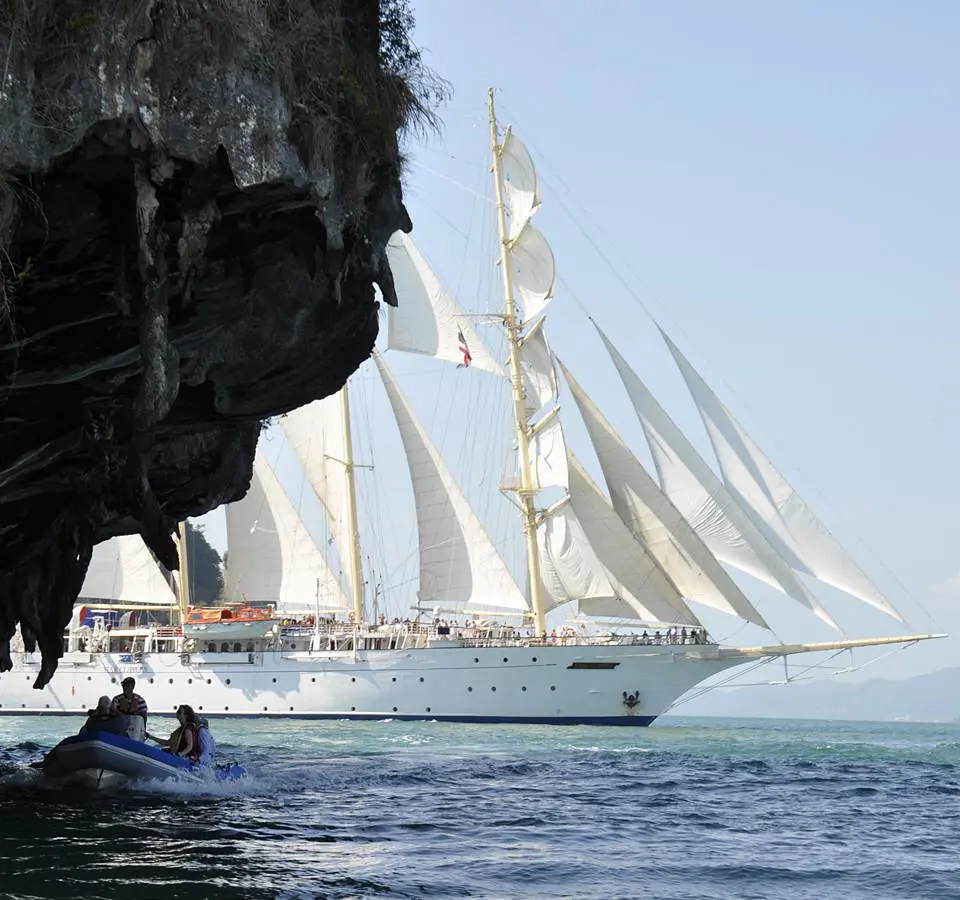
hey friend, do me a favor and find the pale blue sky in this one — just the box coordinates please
[205,3,957,681]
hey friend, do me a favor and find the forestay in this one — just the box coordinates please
[596,326,839,630]
[661,330,904,623]
[224,449,349,613]
[558,359,768,629]
[80,536,176,607]
[375,353,529,613]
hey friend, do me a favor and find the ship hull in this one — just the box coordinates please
[2,643,742,725]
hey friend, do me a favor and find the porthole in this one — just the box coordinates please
[263,706,268,712]
[550,685,556,691]
[289,706,294,711]
[467,687,473,692]
[491,686,497,692]
[522,686,527,692]
[272,678,277,684]
[110,677,116,683]
[86,676,91,681]
[169,678,174,684]
[224,706,229,711]
[392,707,398,712]
[351,706,356,711]
[419,677,424,683]
[198,706,203,711]
[426,707,431,713]
[225,679,231,685]
[290,644,297,651]
[45,704,49,709]
[532,657,538,663]
[172,706,177,711]
[187,678,193,684]
[21,703,25,708]
[503,657,508,663]
[391,677,397,683]
[351,677,356,683]
[206,679,211,685]
[474,657,479,663]
[311,677,316,683]
[150,678,155,684]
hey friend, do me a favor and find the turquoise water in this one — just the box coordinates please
[1,715,958,899]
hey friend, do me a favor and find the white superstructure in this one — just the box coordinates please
[1,91,942,725]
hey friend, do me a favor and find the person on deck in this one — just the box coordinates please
[146,704,200,761]
[111,677,148,721]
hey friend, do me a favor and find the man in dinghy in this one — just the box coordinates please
[111,676,148,722]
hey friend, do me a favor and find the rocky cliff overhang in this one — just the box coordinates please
[0,0,429,687]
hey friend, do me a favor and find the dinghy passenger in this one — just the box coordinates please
[81,696,118,734]
[147,704,200,761]
[196,717,215,766]
[111,677,148,721]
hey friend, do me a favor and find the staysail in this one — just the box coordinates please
[385,232,502,375]
[375,353,529,613]
[661,330,904,622]
[80,536,176,607]
[224,449,349,613]
[558,359,768,628]
[596,325,838,630]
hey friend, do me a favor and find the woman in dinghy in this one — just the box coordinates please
[147,704,201,761]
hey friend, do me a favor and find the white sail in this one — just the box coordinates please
[80,536,176,607]
[565,454,700,626]
[520,317,558,418]
[385,232,502,374]
[277,394,354,594]
[509,223,555,322]
[597,327,838,630]
[661,331,904,622]
[224,449,349,613]
[538,503,647,619]
[530,409,569,491]
[559,360,769,629]
[375,353,529,613]
[500,129,540,239]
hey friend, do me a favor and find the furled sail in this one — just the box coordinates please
[563,454,700,625]
[596,326,838,630]
[558,360,769,629]
[500,128,539,239]
[224,448,349,613]
[385,232,502,375]
[80,536,176,607]
[519,317,558,417]
[277,394,357,600]
[661,330,904,622]
[375,353,529,613]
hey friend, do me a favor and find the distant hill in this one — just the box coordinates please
[671,667,960,723]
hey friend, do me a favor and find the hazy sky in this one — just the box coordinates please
[205,2,957,682]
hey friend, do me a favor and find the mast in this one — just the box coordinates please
[487,87,547,637]
[339,384,365,625]
[176,520,191,624]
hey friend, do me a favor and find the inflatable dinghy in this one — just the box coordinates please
[40,717,245,786]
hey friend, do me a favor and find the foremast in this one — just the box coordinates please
[339,385,365,625]
[488,88,547,637]
[176,521,191,624]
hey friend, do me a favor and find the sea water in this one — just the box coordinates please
[0,715,958,899]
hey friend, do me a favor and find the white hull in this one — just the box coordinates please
[1,643,740,725]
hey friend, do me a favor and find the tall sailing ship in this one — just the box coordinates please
[1,92,941,725]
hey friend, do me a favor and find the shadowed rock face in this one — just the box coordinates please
[0,0,417,687]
